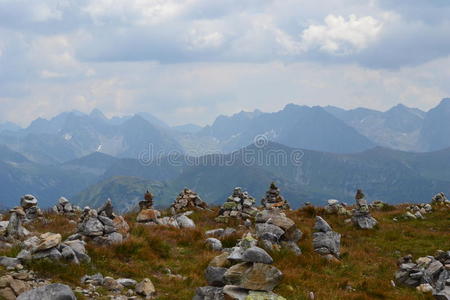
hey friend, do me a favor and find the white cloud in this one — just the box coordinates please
[301,14,383,55]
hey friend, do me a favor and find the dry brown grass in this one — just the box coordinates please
[1,206,449,299]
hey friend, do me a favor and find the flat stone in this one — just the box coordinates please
[242,247,273,264]
[205,266,227,287]
[16,283,76,300]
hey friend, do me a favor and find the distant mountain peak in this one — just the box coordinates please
[89,108,108,121]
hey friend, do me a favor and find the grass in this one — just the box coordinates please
[1,205,449,299]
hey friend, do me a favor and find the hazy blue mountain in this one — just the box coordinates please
[419,98,450,151]
[0,110,183,164]
[0,122,21,133]
[70,142,450,211]
[173,123,203,134]
[325,103,425,151]
[136,112,169,128]
[204,104,375,153]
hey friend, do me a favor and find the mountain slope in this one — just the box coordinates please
[419,98,450,151]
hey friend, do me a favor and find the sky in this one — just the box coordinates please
[1,0,450,127]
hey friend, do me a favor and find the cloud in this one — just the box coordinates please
[0,0,449,127]
[300,14,383,55]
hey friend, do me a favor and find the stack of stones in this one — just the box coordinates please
[394,250,450,298]
[261,182,290,210]
[69,200,129,245]
[351,189,378,229]
[52,197,81,216]
[171,188,208,214]
[194,233,285,300]
[136,191,161,224]
[216,187,258,223]
[1,207,29,242]
[78,273,156,299]
[324,199,351,216]
[255,209,302,255]
[19,195,42,223]
[312,216,341,262]
[17,233,90,264]
[404,203,433,220]
[432,192,450,207]
[136,191,196,228]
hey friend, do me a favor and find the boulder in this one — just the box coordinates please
[242,247,273,264]
[205,266,227,287]
[135,278,156,298]
[224,262,282,291]
[16,283,76,300]
[206,238,223,251]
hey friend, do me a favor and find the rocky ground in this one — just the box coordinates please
[0,194,449,299]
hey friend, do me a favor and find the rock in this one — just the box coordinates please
[416,283,433,293]
[80,217,104,237]
[217,187,258,221]
[261,182,290,210]
[314,216,332,232]
[242,247,273,264]
[0,287,16,300]
[9,279,31,295]
[224,262,282,292]
[210,252,231,268]
[135,278,156,298]
[205,266,227,287]
[20,195,37,209]
[206,238,223,251]
[351,192,377,230]
[193,286,224,300]
[137,209,160,223]
[32,248,62,261]
[5,208,27,239]
[171,188,208,213]
[313,216,341,258]
[16,250,31,262]
[34,233,61,252]
[16,283,76,300]
[103,277,123,291]
[176,214,196,228]
[117,278,137,288]
[0,257,21,268]
[206,229,225,237]
[97,198,114,218]
[255,224,284,241]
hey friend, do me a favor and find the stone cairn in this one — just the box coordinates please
[193,232,286,300]
[351,189,378,229]
[52,197,81,216]
[431,192,450,207]
[170,188,208,214]
[312,216,341,262]
[68,199,129,245]
[324,199,351,216]
[255,209,302,255]
[216,187,258,223]
[20,195,42,223]
[395,250,450,298]
[261,182,290,210]
[136,191,196,229]
[79,273,156,299]
[0,207,29,243]
[403,203,433,220]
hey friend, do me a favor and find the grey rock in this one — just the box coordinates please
[17,283,76,300]
[313,231,341,257]
[176,215,196,228]
[242,247,273,264]
[117,278,137,288]
[255,224,284,241]
[193,286,224,300]
[206,238,223,251]
[205,266,227,287]
[314,216,332,232]
[0,256,21,268]
[32,248,62,261]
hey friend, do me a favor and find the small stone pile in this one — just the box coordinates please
[431,192,450,207]
[370,200,388,210]
[403,203,433,220]
[171,188,208,213]
[0,268,63,300]
[52,197,81,215]
[136,191,196,229]
[312,216,341,262]
[394,250,450,298]
[78,273,156,299]
[261,182,290,210]
[216,187,258,222]
[0,207,29,243]
[69,199,129,245]
[351,189,378,229]
[255,209,302,255]
[324,199,351,216]
[194,233,285,300]
[16,233,90,264]
[19,195,42,223]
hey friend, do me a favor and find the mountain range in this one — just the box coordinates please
[1,98,450,211]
